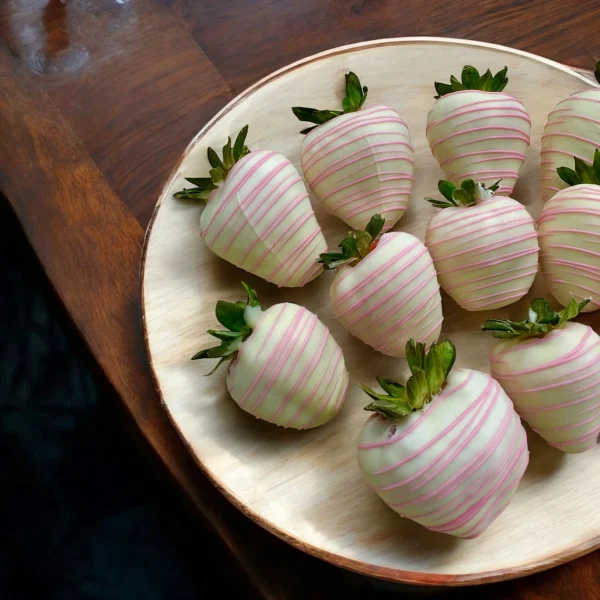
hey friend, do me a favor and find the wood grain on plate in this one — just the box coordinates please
[142,38,600,585]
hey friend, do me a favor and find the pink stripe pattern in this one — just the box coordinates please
[490,322,600,454]
[357,369,529,538]
[425,196,539,311]
[540,89,600,201]
[200,150,327,287]
[226,303,349,429]
[301,105,413,230]
[426,91,531,196]
[330,232,442,357]
[538,184,600,312]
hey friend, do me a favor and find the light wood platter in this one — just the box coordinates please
[141,38,600,585]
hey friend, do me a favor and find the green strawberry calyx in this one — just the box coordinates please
[317,214,385,270]
[425,178,501,209]
[482,297,590,340]
[434,65,509,99]
[191,282,262,375]
[292,71,368,134]
[359,339,457,421]
[557,148,600,187]
[174,125,250,201]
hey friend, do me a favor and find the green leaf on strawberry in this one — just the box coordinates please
[358,392,413,420]
[240,281,260,307]
[292,71,369,134]
[482,297,591,340]
[491,66,508,91]
[215,300,248,332]
[434,65,509,98]
[360,338,457,421]
[461,65,480,89]
[557,149,600,187]
[478,69,494,91]
[318,214,385,269]
[425,178,501,209]
[174,125,250,201]
[434,82,454,98]
[365,213,385,240]
[406,367,429,409]
[406,338,426,373]
[360,377,412,419]
[424,340,456,395]
[450,75,464,92]
[191,282,261,373]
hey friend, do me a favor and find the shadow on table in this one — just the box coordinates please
[0,197,257,600]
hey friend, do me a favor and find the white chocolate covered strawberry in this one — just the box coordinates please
[425,179,539,311]
[541,63,600,201]
[538,151,600,312]
[358,339,528,538]
[292,72,413,230]
[319,215,442,357]
[175,126,326,287]
[484,298,600,454]
[427,66,531,196]
[193,284,349,429]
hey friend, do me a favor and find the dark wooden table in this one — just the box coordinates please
[1,1,599,598]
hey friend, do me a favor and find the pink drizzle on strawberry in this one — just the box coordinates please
[227,303,349,429]
[538,185,600,311]
[490,322,600,454]
[427,91,531,195]
[540,89,600,201]
[200,151,326,287]
[331,232,442,358]
[358,369,528,538]
[426,197,539,311]
[358,372,475,450]
[301,106,414,230]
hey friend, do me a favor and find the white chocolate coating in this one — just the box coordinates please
[427,90,531,196]
[538,184,600,312]
[425,196,539,311]
[541,90,600,201]
[358,369,528,538]
[330,232,442,357]
[490,323,600,454]
[200,150,327,287]
[301,106,414,230]
[227,303,349,429]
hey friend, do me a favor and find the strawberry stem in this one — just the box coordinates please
[174,126,250,201]
[557,148,600,187]
[425,179,501,209]
[191,282,261,374]
[318,214,385,270]
[434,65,508,99]
[292,71,368,134]
[360,339,457,421]
[482,297,590,340]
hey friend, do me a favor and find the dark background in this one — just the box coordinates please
[0,197,255,599]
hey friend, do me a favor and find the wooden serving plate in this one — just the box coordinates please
[141,38,600,585]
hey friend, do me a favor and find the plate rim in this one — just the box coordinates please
[140,36,600,586]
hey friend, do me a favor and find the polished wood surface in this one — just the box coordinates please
[143,39,599,584]
[1,1,599,597]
